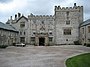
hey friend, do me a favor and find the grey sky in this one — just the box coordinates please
[0,0,12,3]
[0,0,90,23]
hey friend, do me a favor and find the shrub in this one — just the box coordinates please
[84,43,86,46]
[0,45,8,48]
[34,44,37,46]
[74,41,81,45]
[13,43,16,46]
[86,44,90,47]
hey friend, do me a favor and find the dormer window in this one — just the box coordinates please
[20,22,25,28]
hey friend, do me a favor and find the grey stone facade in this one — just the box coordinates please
[6,3,83,46]
[0,22,18,45]
[80,19,90,45]
[55,3,83,45]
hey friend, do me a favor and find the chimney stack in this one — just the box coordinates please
[74,3,76,6]
[15,14,17,20]
[18,13,21,18]
[10,16,12,20]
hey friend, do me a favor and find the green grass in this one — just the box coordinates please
[66,53,90,67]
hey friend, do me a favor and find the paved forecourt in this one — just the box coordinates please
[0,45,90,67]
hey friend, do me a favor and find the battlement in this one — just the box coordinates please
[28,13,54,19]
[55,3,83,11]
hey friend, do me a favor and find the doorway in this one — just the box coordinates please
[39,37,45,46]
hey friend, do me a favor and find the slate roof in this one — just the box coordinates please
[0,22,18,32]
[80,19,90,27]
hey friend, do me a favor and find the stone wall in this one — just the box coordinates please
[0,29,18,45]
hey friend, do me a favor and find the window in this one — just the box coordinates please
[66,11,69,19]
[66,39,68,41]
[49,32,52,35]
[88,26,90,33]
[20,31,22,35]
[88,39,90,42]
[82,28,84,34]
[42,21,44,24]
[33,32,35,34]
[66,20,70,25]
[20,37,25,43]
[67,16,69,19]
[66,11,69,16]
[63,29,71,35]
[24,32,25,35]
[31,37,35,41]
[20,22,25,28]
[49,37,53,42]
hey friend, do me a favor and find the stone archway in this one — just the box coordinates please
[35,33,48,46]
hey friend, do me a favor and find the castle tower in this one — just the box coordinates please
[54,3,83,44]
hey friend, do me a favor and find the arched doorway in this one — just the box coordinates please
[39,37,45,46]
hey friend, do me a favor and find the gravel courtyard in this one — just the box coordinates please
[0,45,90,67]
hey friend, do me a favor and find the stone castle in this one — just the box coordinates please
[6,3,83,46]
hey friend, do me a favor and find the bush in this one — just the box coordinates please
[84,43,86,46]
[13,43,16,46]
[34,44,37,46]
[0,45,8,48]
[86,44,90,47]
[74,41,81,45]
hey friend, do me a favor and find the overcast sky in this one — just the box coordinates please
[0,0,90,23]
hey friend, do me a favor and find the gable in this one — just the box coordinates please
[16,16,28,23]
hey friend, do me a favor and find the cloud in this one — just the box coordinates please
[0,0,13,3]
[0,0,28,12]
[76,0,90,20]
[0,0,90,23]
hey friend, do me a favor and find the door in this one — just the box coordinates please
[39,37,45,46]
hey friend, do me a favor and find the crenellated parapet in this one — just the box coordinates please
[28,13,54,19]
[55,3,83,11]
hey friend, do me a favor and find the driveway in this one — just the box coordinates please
[0,45,90,67]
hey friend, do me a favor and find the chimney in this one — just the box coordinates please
[10,16,12,25]
[10,16,12,20]
[18,13,21,18]
[15,14,17,20]
[74,3,76,6]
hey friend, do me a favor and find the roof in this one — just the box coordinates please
[16,15,28,22]
[0,22,18,32]
[80,19,90,27]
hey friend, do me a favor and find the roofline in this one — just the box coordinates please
[16,15,28,22]
[80,22,90,27]
[0,28,19,33]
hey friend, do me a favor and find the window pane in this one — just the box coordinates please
[20,37,25,43]
[88,26,90,33]
[82,28,84,34]
[31,37,35,41]
[64,29,71,35]
[49,37,53,42]
[66,20,70,25]
[20,22,25,28]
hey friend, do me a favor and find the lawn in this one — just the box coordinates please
[66,53,90,67]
